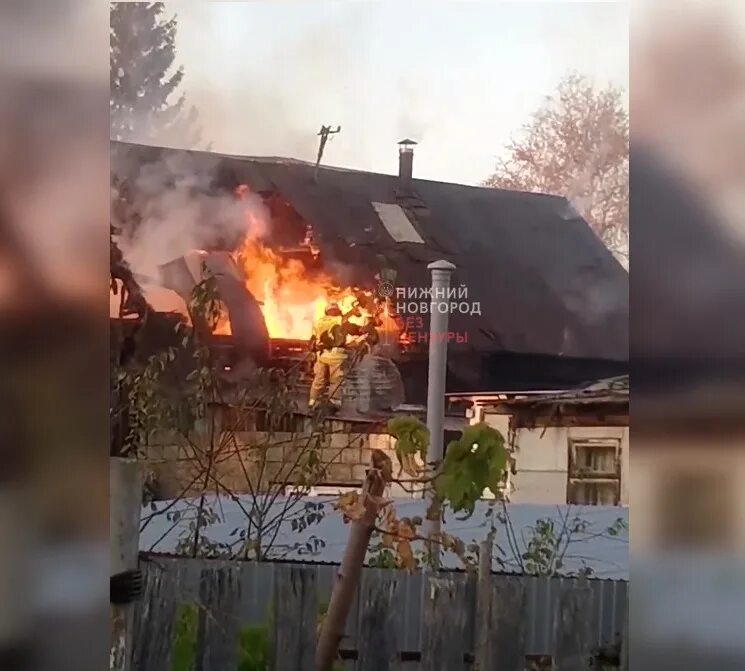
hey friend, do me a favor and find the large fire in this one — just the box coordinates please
[215,186,401,344]
[234,237,361,339]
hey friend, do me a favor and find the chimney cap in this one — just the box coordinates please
[398,138,418,147]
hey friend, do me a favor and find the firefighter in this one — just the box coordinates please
[308,302,347,409]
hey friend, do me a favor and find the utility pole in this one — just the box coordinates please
[423,259,456,568]
[314,124,341,182]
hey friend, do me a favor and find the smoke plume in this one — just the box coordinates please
[112,146,268,282]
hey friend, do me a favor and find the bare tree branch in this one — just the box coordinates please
[484,73,629,262]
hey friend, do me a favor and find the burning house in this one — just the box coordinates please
[110,138,628,419]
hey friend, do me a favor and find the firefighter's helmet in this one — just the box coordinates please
[325,302,342,316]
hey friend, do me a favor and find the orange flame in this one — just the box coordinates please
[213,237,357,339]
[213,186,407,345]
[238,237,337,339]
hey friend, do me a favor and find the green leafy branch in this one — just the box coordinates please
[435,423,508,518]
[387,416,509,518]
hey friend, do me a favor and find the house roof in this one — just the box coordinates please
[506,374,629,405]
[475,375,629,416]
[111,140,628,363]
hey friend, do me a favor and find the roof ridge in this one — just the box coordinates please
[110,139,569,195]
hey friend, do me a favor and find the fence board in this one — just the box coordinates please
[271,566,318,671]
[421,575,468,671]
[475,575,527,671]
[620,595,629,671]
[555,582,593,671]
[132,559,627,668]
[195,566,242,671]
[357,570,401,671]
[131,561,179,671]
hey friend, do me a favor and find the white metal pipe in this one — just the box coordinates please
[423,260,456,560]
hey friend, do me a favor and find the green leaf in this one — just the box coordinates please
[438,422,508,514]
[387,415,430,460]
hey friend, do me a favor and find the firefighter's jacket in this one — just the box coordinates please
[312,314,347,361]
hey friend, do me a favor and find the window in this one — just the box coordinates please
[567,438,621,506]
[443,430,461,451]
[371,202,425,243]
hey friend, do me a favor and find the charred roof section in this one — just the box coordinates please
[111,140,628,369]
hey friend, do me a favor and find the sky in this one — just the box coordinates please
[172,1,629,186]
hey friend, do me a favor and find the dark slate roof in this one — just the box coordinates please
[111,141,628,362]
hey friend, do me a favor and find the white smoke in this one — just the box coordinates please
[112,147,269,282]
[396,77,433,146]
[562,129,629,266]
[563,132,613,219]
[562,268,628,331]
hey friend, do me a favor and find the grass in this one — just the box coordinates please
[170,602,342,671]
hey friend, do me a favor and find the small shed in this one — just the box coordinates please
[449,377,629,506]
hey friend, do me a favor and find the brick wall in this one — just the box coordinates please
[145,425,416,500]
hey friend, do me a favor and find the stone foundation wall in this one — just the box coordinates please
[146,426,416,500]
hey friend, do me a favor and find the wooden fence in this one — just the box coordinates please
[132,557,628,671]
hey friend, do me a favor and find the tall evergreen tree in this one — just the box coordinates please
[110,2,200,146]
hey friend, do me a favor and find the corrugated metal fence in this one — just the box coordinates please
[133,557,628,670]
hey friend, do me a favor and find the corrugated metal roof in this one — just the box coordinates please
[494,375,629,408]
[140,497,629,580]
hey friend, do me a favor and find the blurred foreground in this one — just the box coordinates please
[0,1,744,670]
[0,2,109,670]
[631,1,745,670]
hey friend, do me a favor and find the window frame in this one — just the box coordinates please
[567,437,622,506]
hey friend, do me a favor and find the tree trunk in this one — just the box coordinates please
[315,468,386,671]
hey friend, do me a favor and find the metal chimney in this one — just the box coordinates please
[398,138,417,187]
